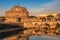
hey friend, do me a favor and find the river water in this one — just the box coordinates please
[3,36,60,40]
[29,36,60,40]
[1,29,60,40]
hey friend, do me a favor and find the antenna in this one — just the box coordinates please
[16,0,20,6]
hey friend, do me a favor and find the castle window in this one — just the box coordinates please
[18,18,21,22]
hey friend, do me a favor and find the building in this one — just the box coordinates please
[5,6,28,23]
[0,5,59,28]
[0,5,59,40]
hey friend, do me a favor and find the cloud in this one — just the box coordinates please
[29,8,45,16]
[29,0,60,16]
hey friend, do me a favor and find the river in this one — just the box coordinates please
[1,29,60,40]
[3,36,60,40]
[29,36,60,40]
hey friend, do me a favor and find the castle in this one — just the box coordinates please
[0,5,60,40]
[0,5,60,28]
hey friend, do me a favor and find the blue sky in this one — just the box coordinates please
[0,0,60,16]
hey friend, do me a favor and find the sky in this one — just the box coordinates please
[0,0,60,16]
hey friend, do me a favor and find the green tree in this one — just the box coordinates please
[46,14,54,21]
[40,17,46,21]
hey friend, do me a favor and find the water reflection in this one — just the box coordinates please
[1,28,60,40]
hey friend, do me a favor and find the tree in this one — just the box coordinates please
[46,14,54,21]
[0,17,5,23]
[40,17,46,21]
